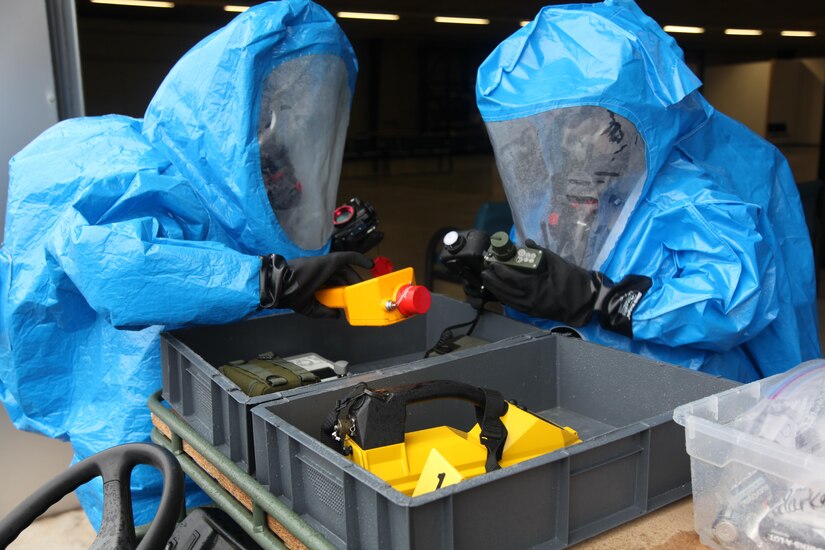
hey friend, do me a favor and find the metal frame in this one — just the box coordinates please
[45,0,85,119]
[147,391,333,550]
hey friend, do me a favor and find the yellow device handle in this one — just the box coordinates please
[314,268,431,326]
[314,286,345,309]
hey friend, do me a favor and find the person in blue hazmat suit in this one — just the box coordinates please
[475,0,821,383]
[0,0,368,527]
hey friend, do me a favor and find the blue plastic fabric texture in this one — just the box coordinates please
[477,0,820,382]
[0,0,357,528]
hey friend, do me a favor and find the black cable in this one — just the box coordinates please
[424,308,483,358]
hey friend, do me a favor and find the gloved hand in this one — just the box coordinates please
[260,252,373,318]
[437,228,494,310]
[480,240,652,337]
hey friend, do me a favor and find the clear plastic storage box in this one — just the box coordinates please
[673,359,825,550]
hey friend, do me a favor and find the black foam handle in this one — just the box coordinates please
[350,380,509,453]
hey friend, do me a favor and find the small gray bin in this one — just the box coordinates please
[161,294,539,473]
[251,334,738,549]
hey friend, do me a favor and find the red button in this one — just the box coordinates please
[395,285,431,317]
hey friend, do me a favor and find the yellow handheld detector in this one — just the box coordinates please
[314,267,431,326]
[323,380,581,496]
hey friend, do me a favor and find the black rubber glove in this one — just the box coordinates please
[480,240,652,337]
[437,228,494,310]
[260,252,373,318]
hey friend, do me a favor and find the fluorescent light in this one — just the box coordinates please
[724,28,763,36]
[434,16,490,25]
[781,30,816,37]
[224,5,249,12]
[519,20,530,27]
[90,0,174,7]
[337,11,400,21]
[663,25,705,34]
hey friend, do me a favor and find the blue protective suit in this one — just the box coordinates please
[476,0,820,382]
[0,0,357,526]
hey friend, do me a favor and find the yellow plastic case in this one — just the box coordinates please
[314,267,431,326]
[346,404,580,496]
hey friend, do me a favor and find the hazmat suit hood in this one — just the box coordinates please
[144,0,357,255]
[0,0,358,528]
[477,0,707,270]
[476,0,820,382]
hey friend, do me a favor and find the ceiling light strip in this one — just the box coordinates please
[224,5,249,12]
[434,16,490,25]
[724,28,763,36]
[781,30,816,37]
[90,0,174,7]
[337,11,400,21]
[663,25,705,34]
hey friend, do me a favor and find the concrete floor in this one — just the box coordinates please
[6,154,825,548]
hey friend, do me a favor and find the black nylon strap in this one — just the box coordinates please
[321,384,369,453]
[476,389,509,472]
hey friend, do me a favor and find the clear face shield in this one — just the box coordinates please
[486,106,647,269]
[258,54,351,250]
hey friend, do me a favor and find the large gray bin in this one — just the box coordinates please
[251,334,737,549]
[161,294,539,473]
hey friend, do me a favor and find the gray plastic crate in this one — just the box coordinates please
[161,294,539,473]
[251,334,738,549]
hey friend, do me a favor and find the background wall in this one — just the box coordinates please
[769,59,824,143]
[769,58,825,182]
[0,1,61,242]
[702,58,824,182]
[703,61,773,136]
[75,17,495,147]
[0,0,80,518]
[75,8,823,183]
[77,16,212,118]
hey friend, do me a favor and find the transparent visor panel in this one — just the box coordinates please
[258,55,351,250]
[486,106,647,269]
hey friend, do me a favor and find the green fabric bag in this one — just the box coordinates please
[219,352,320,396]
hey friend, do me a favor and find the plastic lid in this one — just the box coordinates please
[490,231,516,260]
[443,230,464,252]
[395,285,432,317]
[333,204,355,226]
[712,520,738,544]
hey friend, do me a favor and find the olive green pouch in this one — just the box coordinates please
[219,352,320,397]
